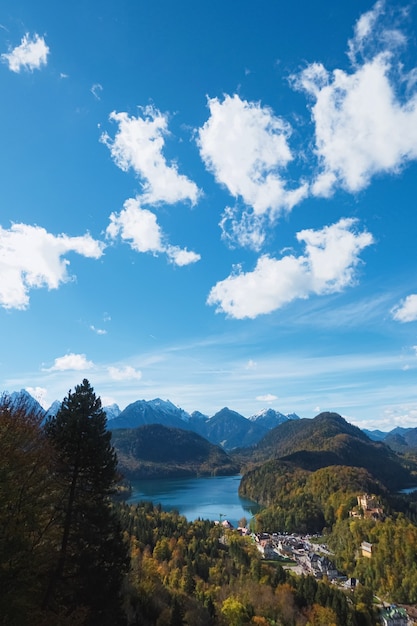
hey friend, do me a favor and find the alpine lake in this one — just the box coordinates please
[127,474,261,527]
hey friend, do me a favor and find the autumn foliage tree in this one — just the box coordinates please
[0,395,56,625]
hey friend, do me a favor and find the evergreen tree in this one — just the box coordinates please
[170,596,184,626]
[43,379,128,624]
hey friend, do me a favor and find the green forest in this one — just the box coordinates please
[1,379,417,625]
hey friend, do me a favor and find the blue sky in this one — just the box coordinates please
[1,0,417,430]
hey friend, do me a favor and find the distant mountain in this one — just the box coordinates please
[198,407,270,449]
[363,426,417,453]
[44,400,121,422]
[107,398,192,431]
[247,411,412,490]
[286,413,301,421]
[7,389,45,417]
[44,400,61,419]
[362,428,388,441]
[390,426,414,436]
[104,403,121,421]
[384,428,417,453]
[249,408,299,434]
[1,388,302,451]
[190,410,209,421]
[107,399,299,450]
[111,423,239,479]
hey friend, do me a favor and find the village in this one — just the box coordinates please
[217,494,414,626]
[250,530,412,626]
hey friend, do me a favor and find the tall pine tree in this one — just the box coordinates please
[43,379,128,625]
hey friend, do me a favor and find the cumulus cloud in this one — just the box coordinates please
[108,365,142,381]
[256,394,278,402]
[101,106,200,206]
[1,33,49,73]
[391,294,417,322]
[0,223,104,310]
[207,218,373,319]
[107,198,163,252]
[197,94,308,245]
[106,197,200,266]
[26,386,48,408]
[166,245,201,266]
[48,353,94,371]
[294,1,417,197]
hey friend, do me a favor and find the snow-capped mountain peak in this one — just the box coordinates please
[103,404,121,421]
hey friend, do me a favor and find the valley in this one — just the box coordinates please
[3,384,417,625]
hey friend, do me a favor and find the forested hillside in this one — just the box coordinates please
[239,463,386,533]
[242,411,413,490]
[111,423,239,478]
[117,501,377,625]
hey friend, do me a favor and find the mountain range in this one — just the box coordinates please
[105,399,301,450]
[4,389,417,491]
[5,388,417,454]
[364,426,417,454]
[4,389,300,451]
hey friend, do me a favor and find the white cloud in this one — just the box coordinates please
[101,106,200,206]
[368,405,417,431]
[391,294,417,322]
[0,223,104,310]
[1,33,49,73]
[106,197,200,266]
[166,245,201,266]
[347,0,385,63]
[347,0,406,65]
[219,206,267,251]
[207,218,373,319]
[26,386,48,408]
[198,94,308,234]
[294,3,417,197]
[91,83,103,100]
[48,353,94,372]
[90,325,107,335]
[108,365,142,381]
[256,394,278,403]
[107,197,163,252]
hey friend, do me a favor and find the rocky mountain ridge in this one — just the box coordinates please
[6,388,417,453]
[4,389,300,451]
[105,400,301,450]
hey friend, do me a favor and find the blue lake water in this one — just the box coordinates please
[127,474,260,527]
[399,486,417,494]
